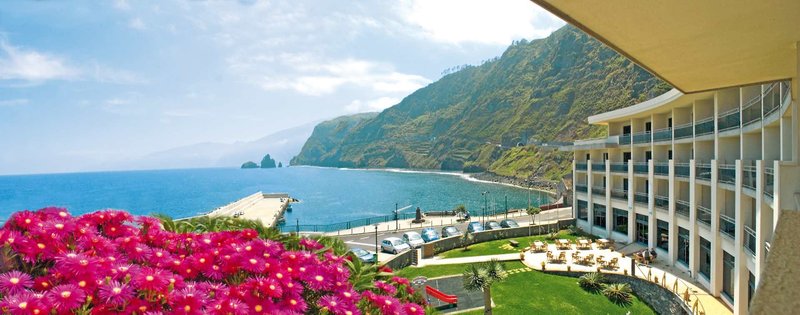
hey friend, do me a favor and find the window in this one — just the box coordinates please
[577,200,588,221]
[613,208,628,234]
[722,251,735,303]
[699,237,711,280]
[668,150,673,160]
[748,272,755,306]
[593,204,606,229]
[668,118,672,128]
[646,151,652,161]
[645,122,652,132]
[623,152,631,162]
[623,125,631,135]
[677,227,690,266]
[603,153,609,160]
[657,220,669,252]
[636,214,649,244]
[586,153,590,161]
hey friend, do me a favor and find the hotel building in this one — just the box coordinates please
[533,1,800,314]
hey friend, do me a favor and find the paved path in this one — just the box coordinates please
[208,192,290,227]
[419,253,522,267]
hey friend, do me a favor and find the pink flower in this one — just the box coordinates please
[97,280,134,306]
[318,295,346,314]
[0,271,33,295]
[403,303,425,315]
[132,267,171,293]
[374,280,397,295]
[280,294,308,314]
[169,287,206,315]
[46,284,86,312]
[1,291,48,315]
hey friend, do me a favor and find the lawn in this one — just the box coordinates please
[438,229,594,259]
[396,262,655,315]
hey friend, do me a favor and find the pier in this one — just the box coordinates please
[208,192,291,228]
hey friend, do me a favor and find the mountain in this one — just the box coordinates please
[291,112,379,167]
[124,121,318,170]
[293,26,671,180]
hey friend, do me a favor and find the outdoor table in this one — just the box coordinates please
[533,241,545,251]
[558,239,569,249]
[578,239,589,249]
[597,239,610,249]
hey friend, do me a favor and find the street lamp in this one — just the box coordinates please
[394,203,399,231]
[504,195,508,219]
[481,191,490,224]
[374,224,380,257]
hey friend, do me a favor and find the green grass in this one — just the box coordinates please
[396,262,655,315]
[438,229,595,259]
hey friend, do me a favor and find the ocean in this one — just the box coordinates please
[0,166,552,227]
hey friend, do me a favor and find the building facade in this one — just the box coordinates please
[564,81,793,312]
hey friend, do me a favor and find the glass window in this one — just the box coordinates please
[722,251,735,303]
[636,214,649,244]
[613,208,628,234]
[657,220,669,252]
[748,272,755,306]
[699,237,711,280]
[577,200,588,220]
[677,227,690,266]
[593,204,606,228]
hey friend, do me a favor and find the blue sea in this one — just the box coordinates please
[0,167,552,227]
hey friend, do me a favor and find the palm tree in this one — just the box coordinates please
[526,206,541,236]
[454,204,468,221]
[460,229,474,251]
[463,259,507,314]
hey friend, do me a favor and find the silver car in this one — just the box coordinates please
[381,237,410,254]
[402,231,425,248]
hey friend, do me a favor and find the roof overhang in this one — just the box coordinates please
[531,0,800,93]
[588,89,715,125]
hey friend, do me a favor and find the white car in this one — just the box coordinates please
[402,231,425,248]
[381,237,411,254]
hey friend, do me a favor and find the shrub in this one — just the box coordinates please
[578,272,606,292]
[602,283,633,305]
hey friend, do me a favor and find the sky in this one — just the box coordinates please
[0,0,564,175]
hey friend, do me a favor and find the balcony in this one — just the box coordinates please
[742,166,757,191]
[675,163,690,178]
[618,134,631,145]
[632,131,651,144]
[695,117,714,136]
[576,162,587,172]
[765,167,775,198]
[696,163,712,182]
[654,195,669,212]
[674,122,693,140]
[697,205,712,227]
[763,82,781,118]
[720,214,736,239]
[610,162,628,173]
[611,189,628,201]
[591,186,606,196]
[591,162,606,172]
[633,162,648,174]
[742,94,762,126]
[675,200,690,218]
[575,184,588,193]
[718,164,736,185]
[717,107,741,132]
[634,192,648,205]
[653,127,672,143]
[744,226,757,256]
[654,162,669,176]
[780,81,792,114]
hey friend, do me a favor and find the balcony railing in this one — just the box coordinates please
[697,205,712,227]
[675,200,690,218]
[654,162,669,176]
[743,166,757,191]
[718,164,736,185]
[695,117,714,136]
[744,225,757,256]
[575,184,588,193]
[618,134,631,145]
[654,195,669,212]
[720,214,736,239]
[634,192,649,205]
[674,122,693,140]
[591,186,606,196]
[653,127,672,142]
[632,131,651,144]
[610,162,628,173]
[591,162,606,172]
[576,162,587,171]
[611,189,628,201]
[675,163,690,178]
[696,163,712,181]
[781,81,791,112]
[717,107,741,132]
[763,82,781,118]
[633,162,648,174]
[765,167,775,198]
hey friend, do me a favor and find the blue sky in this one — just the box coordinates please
[0,0,563,175]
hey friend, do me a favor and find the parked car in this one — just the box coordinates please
[441,226,462,238]
[500,219,520,228]
[420,227,440,242]
[402,231,425,248]
[484,221,502,230]
[381,237,410,254]
[467,221,484,233]
[348,247,377,263]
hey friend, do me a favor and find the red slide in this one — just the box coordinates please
[425,285,458,304]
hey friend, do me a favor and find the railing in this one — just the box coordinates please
[674,122,693,140]
[618,134,631,145]
[742,166,757,191]
[717,107,741,132]
[632,131,652,144]
[781,80,791,111]
[634,192,649,205]
[765,167,775,198]
[697,205,712,227]
[720,214,736,239]
[675,200,690,218]
[591,186,606,196]
[654,162,669,176]
[763,82,781,118]
[575,184,588,193]
[632,264,707,315]
[633,162,649,174]
[283,212,419,233]
[653,127,672,142]
[741,93,762,126]
[744,225,757,256]
[675,163,690,178]
[576,162,587,172]
[654,195,669,212]
[694,117,714,136]
[591,162,606,172]
[718,164,736,185]
[611,189,628,201]
[610,162,628,173]
[696,163,712,181]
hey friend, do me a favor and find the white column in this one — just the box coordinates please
[605,159,613,237]
[710,159,722,295]
[648,160,657,249]
[573,159,578,220]
[628,159,636,243]
[587,160,594,234]
[733,160,747,314]
[668,160,678,265]
[689,159,700,277]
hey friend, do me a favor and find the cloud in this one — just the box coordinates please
[345,97,401,113]
[397,0,564,45]
[113,0,131,11]
[129,17,146,30]
[0,41,80,81]
[0,99,29,107]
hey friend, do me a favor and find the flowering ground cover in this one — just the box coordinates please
[0,207,427,315]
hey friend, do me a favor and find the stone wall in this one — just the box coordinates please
[382,248,416,271]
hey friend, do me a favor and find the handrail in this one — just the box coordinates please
[673,121,693,129]
[632,263,706,315]
[718,106,740,116]
[695,116,714,124]
[653,126,672,133]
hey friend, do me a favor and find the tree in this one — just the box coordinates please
[463,259,507,315]
[260,154,277,168]
[460,229,474,251]
[454,204,468,221]
[526,206,542,236]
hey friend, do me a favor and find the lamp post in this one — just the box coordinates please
[504,195,508,219]
[481,191,489,224]
[374,224,380,257]
[394,203,399,231]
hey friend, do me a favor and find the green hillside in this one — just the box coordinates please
[290,112,378,166]
[293,26,671,180]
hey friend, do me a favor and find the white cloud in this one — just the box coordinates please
[397,0,564,45]
[345,97,401,113]
[129,17,146,30]
[0,99,29,107]
[0,41,80,81]
[113,0,131,11]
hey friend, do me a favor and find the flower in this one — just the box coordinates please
[0,271,33,295]
[46,284,86,312]
[169,287,206,315]
[403,303,425,315]
[374,280,397,295]
[318,295,346,314]
[97,280,134,306]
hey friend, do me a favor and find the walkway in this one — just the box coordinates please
[419,253,521,267]
[208,192,290,227]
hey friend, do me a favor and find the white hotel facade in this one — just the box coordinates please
[564,81,792,312]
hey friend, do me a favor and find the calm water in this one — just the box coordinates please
[0,167,551,226]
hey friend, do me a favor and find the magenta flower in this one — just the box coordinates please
[318,295,346,314]
[403,303,425,315]
[46,284,86,312]
[0,271,33,294]
[374,280,397,295]
[1,291,47,315]
[97,280,134,306]
[169,287,206,315]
